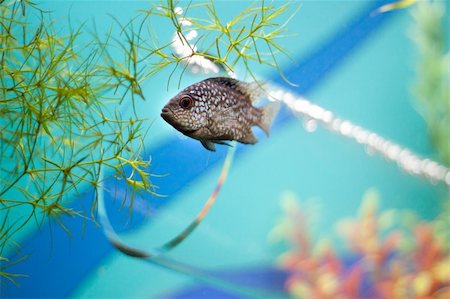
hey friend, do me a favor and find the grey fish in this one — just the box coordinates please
[161,77,280,151]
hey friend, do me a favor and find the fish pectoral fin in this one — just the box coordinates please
[201,139,233,151]
[214,140,232,147]
[238,130,258,144]
[200,140,216,151]
[212,108,238,124]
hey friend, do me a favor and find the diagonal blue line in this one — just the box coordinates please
[2,1,395,298]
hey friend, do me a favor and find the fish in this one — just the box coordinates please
[161,77,280,151]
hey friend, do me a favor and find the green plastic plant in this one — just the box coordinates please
[0,0,294,286]
[411,1,450,166]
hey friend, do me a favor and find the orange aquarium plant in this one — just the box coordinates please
[270,190,450,299]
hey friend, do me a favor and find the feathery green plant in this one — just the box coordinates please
[0,0,295,285]
[0,0,155,283]
[142,0,297,85]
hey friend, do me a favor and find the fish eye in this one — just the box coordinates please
[179,96,193,109]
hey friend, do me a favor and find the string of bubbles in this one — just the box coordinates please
[174,7,450,187]
[267,87,450,187]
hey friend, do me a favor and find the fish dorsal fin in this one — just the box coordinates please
[200,140,216,151]
[208,77,265,103]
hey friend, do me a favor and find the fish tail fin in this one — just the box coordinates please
[258,101,280,136]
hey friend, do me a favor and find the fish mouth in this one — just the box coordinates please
[160,107,173,122]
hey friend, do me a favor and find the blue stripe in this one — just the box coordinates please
[160,266,289,299]
[3,1,394,297]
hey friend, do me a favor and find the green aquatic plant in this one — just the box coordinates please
[270,190,450,299]
[0,0,295,285]
[411,1,450,166]
[0,0,155,283]
[94,0,296,91]
[143,0,297,85]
